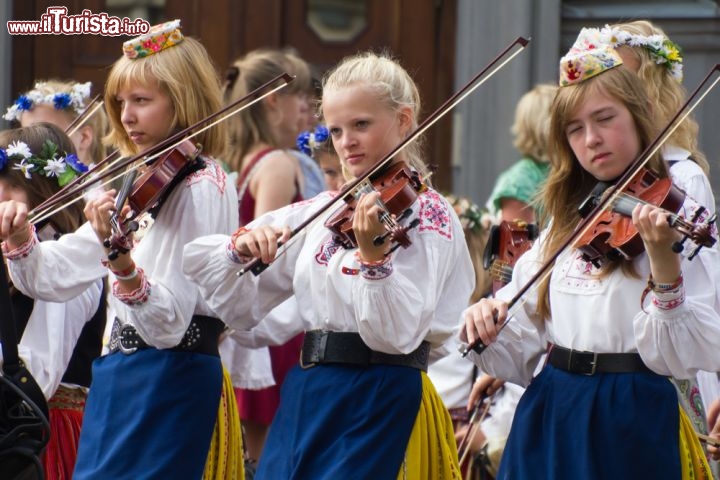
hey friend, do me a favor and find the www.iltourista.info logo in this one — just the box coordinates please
[7,7,150,36]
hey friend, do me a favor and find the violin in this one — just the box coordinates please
[324,161,425,253]
[483,220,538,294]
[104,139,202,260]
[576,167,716,268]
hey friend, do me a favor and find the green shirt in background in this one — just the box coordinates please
[486,157,550,216]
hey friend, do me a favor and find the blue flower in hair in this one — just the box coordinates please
[64,153,88,174]
[314,125,329,143]
[53,93,72,110]
[15,95,32,111]
[0,148,7,171]
[296,130,312,156]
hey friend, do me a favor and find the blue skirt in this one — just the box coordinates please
[73,348,223,479]
[256,363,422,480]
[497,364,680,480]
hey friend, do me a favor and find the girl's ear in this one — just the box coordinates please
[397,105,413,137]
[263,92,280,111]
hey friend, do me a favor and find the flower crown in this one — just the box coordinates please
[123,19,184,59]
[0,139,88,187]
[3,81,92,122]
[599,25,683,82]
[446,194,491,234]
[296,124,330,156]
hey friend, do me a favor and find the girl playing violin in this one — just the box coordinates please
[0,20,238,478]
[0,122,104,480]
[183,51,475,478]
[462,31,720,479]
[596,19,717,458]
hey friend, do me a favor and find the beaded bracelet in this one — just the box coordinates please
[640,273,684,312]
[647,273,683,292]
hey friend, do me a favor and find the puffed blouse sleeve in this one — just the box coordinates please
[349,190,476,354]
[634,191,720,378]
[183,194,331,331]
[5,222,107,302]
[465,234,548,387]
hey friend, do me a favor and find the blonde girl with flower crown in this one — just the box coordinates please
[4,79,108,169]
[0,20,239,479]
[462,32,720,479]
[0,122,104,480]
[184,51,475,479]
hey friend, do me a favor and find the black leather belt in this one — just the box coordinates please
[108,315,224,357]
[547,344,654,375]
[301,330,430,371]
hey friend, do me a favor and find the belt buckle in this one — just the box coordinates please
[568,349,598,375]
[118,324,138,355]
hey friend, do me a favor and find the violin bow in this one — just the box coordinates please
[238,36,531,276]
[64,93,103,137]
[462,64,720,356]
[457,393,493,469]
[27,73,294,224]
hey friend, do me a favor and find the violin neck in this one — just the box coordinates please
[613,192,684,226]
[115,169,139,211]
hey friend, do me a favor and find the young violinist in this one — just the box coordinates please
[0,20,238,478]
[462,31,720,479]
[4,79,108,169]
[183,51,475,478]
[594,19,718,455]
[0,122,104,480]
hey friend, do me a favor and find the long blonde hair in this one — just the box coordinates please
[222,49,311,173]
[611,20,709,175]
[104,37,226,158]
[536,66,666,318]
[320,51,429,184]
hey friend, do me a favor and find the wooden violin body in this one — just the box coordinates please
[483,220,538,294]
[324,161,425,251]
[577,167,714,267]
[105,140,202,259]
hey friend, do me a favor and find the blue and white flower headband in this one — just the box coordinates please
[3,81,92,122]
[0,139,88,187]
[296,124,330,156]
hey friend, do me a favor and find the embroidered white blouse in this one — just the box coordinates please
[6,159,238,349]
[466,159,720,386]
[183,189,476,356]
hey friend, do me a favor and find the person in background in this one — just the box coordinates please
[221,47,312,469]
[0,122,104,480]
[296,124,343,192]
[5,79,108,169]
[485,83,557,224]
